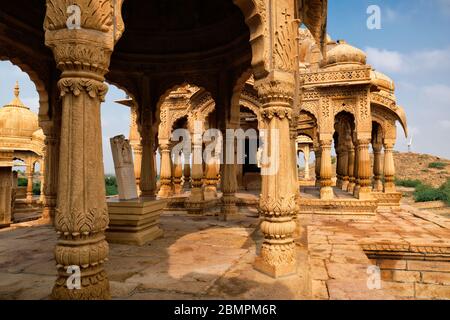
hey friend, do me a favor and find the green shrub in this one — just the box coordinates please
[428,162,447,169]
[17,177,27,187]
[32,182,41,195]
[414,183,446,203]
[395,179,422,188]
[438,179,450,205]
[105,175,118,196]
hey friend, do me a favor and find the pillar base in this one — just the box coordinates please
[204,186,218,201]
[341,180,349,191]
[157,185,173,198]
[373,180,383,192]
[347,182,355,194]
[355,187,373,200]
[320,186,334,200]
[173,184,183,195]
[52,271,110,300]
[254,243,297,278]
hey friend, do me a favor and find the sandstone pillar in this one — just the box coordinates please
[383,140,396,193]
[314,146,321,188]
[220,129,238,219]
[290,127,300,195]
[157,142,173,198]
[26,163,34,204]
[254,80,297,278]
[355,139,373,199]
[183,153,191,190]
[40,130,59,222]
[0,151,13,228]
[44,2,124,299]
[319,139,334,200]
[353,140,360,197]
[172,151,183,195]
[304,145,310,180]
[139,125,157,198]
[185,128,204,214]
[347,144,356,194]
[204,160,219,200]
[335,146,343,189]
[129,105,142,193]
[39,161,45,203]
[373,144,384,192]
[340,145,349,191]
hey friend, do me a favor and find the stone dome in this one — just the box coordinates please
[32,128,45,142]
[0,82,39,139]
[325,40,367,66]
[371,70,395,93]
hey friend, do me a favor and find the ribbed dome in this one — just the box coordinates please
[371,70,395,92]
[0,82,39,138]
[325,40,367,66]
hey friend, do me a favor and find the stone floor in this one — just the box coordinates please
[1,188,450,300]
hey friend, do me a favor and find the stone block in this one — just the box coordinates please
[422,271,450,285]
[106,198,167,246]
[392,270,421,283]
[407,260,450,272]
[415,283,450,299]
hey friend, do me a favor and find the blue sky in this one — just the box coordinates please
[1,0,450,174]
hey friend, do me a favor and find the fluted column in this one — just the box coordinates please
[335,146,343,189]
[0,151,13,228]
[220,129,238,219]
[304,145,310,180]
[353,140,360,197]
[319,139,334,200]
[383,140,396,193]
[44,1,124,299]
[172,151,183,195]
[26,163,34,204]
[39,161,45,203]
[185,128,205,214]
[254,80,297,278]
[157,142,173,198]
[340,146,349,191]
[355,139,373,200]
[40,130,59,223]
[314,146,321,188]
[183,152,191,190]
[373,144,384,192]
[347,144,356,194]
[139,124,157,198]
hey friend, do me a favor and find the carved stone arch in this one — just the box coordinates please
[333,98,356,118]
[371,102,408,138]
[0,56,50,124]
[300,101,319,120]
[232,1,268,79]
[371,104,397,141]
[239,89,262,127]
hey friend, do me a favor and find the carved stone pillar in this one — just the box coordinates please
[254,80,297,278]
[172,151,183,195]
[335,146,343,189]
[355,139,373,200]
[220,129,238,220]
[373,144,384,192]
[319,139,334,200]
[157,142,173,198]
[26,163,34,204]
[44,1,124,299]
[39,161,45,204]
[340,145,349,191]
[304,145,310,180]
[139,124,157,198]
[0,151,13,228]
[314,146,321,188]
[129,105,142,194]
[204,160,219,200]
[185,129,204,214]
[353,140,360,197]
[183,153,191,190]
[383,140,396,193]
[290,127,300,195]
[347,144,356,194]
[40,129,59,222]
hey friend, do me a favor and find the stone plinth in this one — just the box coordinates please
[106,198,167,245]
[372,192,402,207]
[110,135,138,200]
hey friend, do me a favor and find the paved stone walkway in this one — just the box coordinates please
[0,200,449,300]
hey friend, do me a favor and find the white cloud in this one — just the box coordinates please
[365,46,450,75]
[439,120,450,129]
[421,84,450,104]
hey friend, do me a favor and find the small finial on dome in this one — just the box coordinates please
[14,81,19,98]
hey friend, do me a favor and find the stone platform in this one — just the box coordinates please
[106,197,167,246]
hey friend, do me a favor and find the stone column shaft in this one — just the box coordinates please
[347,146,356,194]
[157,143,173,198]
[254,81,297,278]
[220,129,238,220]
[304,145,310,180]
[172,151,183,195]
[26,164,34,204]
[0,166,13,228]
[340,147,349,191]
[373,145,383,192]
[319,140,334,200]
[314,147,321,188]
[383,141,396,193]
[355,139,373,199]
